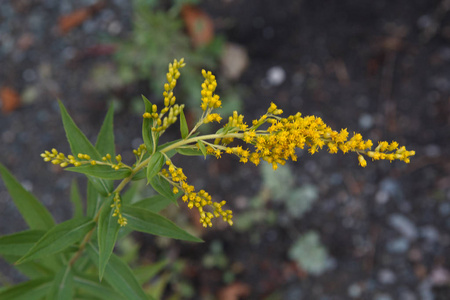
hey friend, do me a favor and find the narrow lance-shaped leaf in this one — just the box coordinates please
[132,194,173,213]
[73,275,123,300]
[58,101,113,196]
[0,230,45,256]
[2,255,55,279]
[86,243,149,300]
[0,163,55,230]
[146,151,165,183]
[197,140,207,158]
[176,147,204,156]
[46,266,74,300]
[149,174,178,204]
[16,217,95,265]
[122,206,202,242]
[70,179,83,219]
[97,196,120,281]
[0,277,52,300]
[86,180,103,218]
[179,109,189,139]
[58,100,102,160]
[142,95,156,153]
[66,164,131,180]
[95,103,116,157]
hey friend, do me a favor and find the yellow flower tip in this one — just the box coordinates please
[358,155,367,167]
[143,112,152,119]
[90,160,96,166]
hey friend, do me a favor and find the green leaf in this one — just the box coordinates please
[70,179,84,219]
[86,181,103,218]
[95,103,116,157]
[132,195,172,213]
[146,152,165,183]
[0,278,52,300]
[46,266,74,300]
[131,169,146,181]
[0,163,55,230]
[16,217,95,265]
[179,109,189,138]
[0,230,45,256]
[149,174,177,204]
[176,147,204,156]
[66,164,131,180]
[73,275,123,300]
[59,100,114,196]
[197,140,207,158]
[133,259,168,285]
[58,100,102,160]
[2,255,55,279]
[97,196,120,281]
[122,206,202,242]
[87,175,113,197]
[86,243,148,300]
[121,182,140,205]
[142,95,155,153]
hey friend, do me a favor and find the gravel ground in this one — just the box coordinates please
[1,1,450,299]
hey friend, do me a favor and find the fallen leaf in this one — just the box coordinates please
[58,1,106,35]
[1,87,21,113]
[181,5,214,47]
[217,282,251,300]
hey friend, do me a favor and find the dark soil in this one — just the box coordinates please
[1,0,449,299]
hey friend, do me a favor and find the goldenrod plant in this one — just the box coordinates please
[0,59,415,299]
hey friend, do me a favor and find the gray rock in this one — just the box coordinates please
[388,214,418,240]
[386,237,410,253]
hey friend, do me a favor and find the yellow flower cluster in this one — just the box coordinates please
[142,58,186,133]
[161,160,233,227]
[40,149,128,170]
[111,192,127,227]
[200,69,222,111]
[41,148,80,167]
[212,106,415,170]
[189,66,415,171]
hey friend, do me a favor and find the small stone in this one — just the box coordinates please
[377,269,396,284]
[420,226,440,243]
[359,113,374,130]
[374,293,393,300]
[220,43,249,80]
[348,283,362,298]
[388,214,418,240]
[375,190,390,204]
[398,290,416,300]
[430,267,450,285]
[266,66,286,86]
[424,144,441,157]
[386,237,410,253]
[439,202,450,216]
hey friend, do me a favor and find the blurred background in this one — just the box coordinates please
[0,0,449,299]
